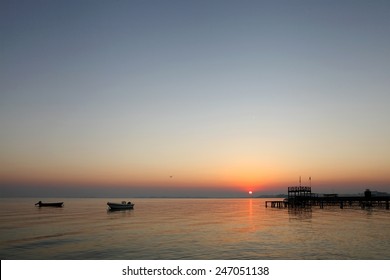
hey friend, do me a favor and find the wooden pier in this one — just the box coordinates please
[266,187,390,210]
[311,195,390,209]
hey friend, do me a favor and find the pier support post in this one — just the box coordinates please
[386,201,389,210]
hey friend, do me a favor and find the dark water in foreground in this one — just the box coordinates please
[0,198,389,259]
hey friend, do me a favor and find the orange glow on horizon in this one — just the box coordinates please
[1,159,390,195]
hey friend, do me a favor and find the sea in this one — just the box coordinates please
[0,198,389,260]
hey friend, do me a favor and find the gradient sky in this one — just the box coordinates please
[1,0,390,197]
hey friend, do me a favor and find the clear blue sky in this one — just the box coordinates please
[1,0,390,197]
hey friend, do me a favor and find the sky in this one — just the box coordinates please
[1,0,390,197]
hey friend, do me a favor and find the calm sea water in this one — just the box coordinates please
[0,198,389,260]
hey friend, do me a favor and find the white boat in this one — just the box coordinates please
[107,201,134,210]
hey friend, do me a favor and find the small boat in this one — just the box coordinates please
[35,201,64,207]
[107,201,134,210]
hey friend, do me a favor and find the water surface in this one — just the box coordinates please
[0,198,389,259]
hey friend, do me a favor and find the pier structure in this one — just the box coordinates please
[265,186,312,208]
[266,187,390,210]
[287,186,313,207]
[311,195,390,209]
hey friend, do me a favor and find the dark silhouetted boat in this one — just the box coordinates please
[35,201,64,207]
[107,201,134,210]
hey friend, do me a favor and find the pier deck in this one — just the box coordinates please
[266,196,390,209]
[310,196,390,209]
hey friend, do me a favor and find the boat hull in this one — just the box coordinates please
[35,202,64,207]
[107,202,134,210]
